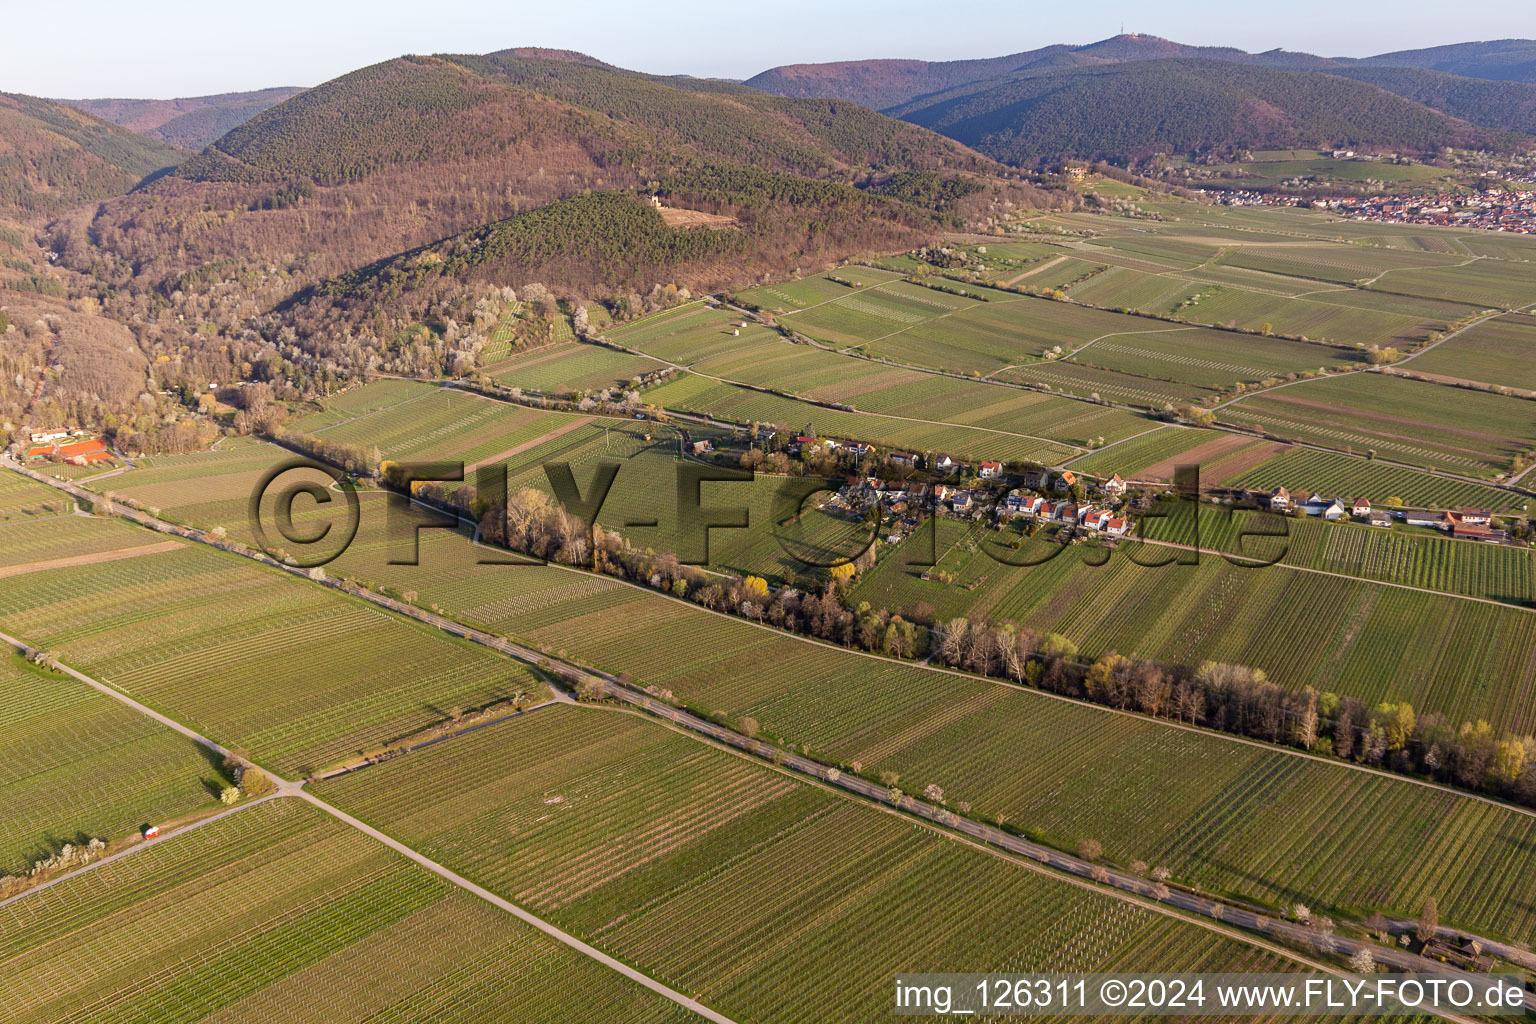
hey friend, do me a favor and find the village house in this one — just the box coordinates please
[1268,486,1292,512]
[1100,473,1126,498]
[1005,494,1045,518]
[1083,509,1111,531]
[951,491,972,512]
[1456,508,1493,526]
[935,454,959,474]
[889,452,917,470]
[1400,509,1443,528]
[978,460,1003,480]
[1104,516,1130,537]
[1453,523,1507,543]
[1320,499,1347,521]
[1021,469,1050,491]
[1054,470,1077,493]
[1351,498,1372,519]
[688,439,713,455]
[1367,509,1392,528]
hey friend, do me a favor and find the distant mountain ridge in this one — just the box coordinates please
[744,35,1536,165]
[1359,39,1536,83]
[59,88,307,149]
[745,34,1536,110]
[885,58,1507,166]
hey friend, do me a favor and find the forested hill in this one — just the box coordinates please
[67,49,1046,386]
[1325,66,1536,134]
[58,88,307,149]
[290,169,956,337]
[70,48,1021,322]
[1359,39,1536,83]
[0,93,185,215]
[171,52,994,187]
[742,48,1075,110]
[888,60,1510,166]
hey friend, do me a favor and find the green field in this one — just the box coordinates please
[57,429,860,587]
[1068,325,1360,389]
[1064,426,1227,478]
[485,341,668,394]
[1406,312,1536,391]
[258,519,1536,944]
[1221,372,1536,477]
[1219,446,1528,511]
[288,378,443,433]
[317,705,1310,1022]
[0,516,541,776]
[0,655,218,875]
[666,325,1155,448]
[1000,360,1217,407]
[855,517,1536,734]
[302,385,606,466]
[0,798,702,1024]
[1371,257,1536,310]
[0,470,75,522]
[604,301,784,363]
[1143,505,1536,605]
[1218,244,1467,286]
[643,372,1083,462]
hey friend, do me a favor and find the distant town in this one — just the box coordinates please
[1216,185,1536,233]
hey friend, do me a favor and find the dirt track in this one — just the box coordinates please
[0,539,182,579]
[464,416,597,472]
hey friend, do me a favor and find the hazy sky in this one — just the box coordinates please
[7,0,1536,98]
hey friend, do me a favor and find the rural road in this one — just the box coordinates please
[1213,298,1536,412]
[294,789,740,1024]
[0,624,741,1024]
[6,463,1536,1016]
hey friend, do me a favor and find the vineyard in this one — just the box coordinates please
[1406,313,1536,392]
[604,302,783,364]
[733,265,905,312]
[1221,372,1536,477]
[851,518,1536,735]
[485,342,668,394]
[1371,257,1536,310]
[1001,361,1215,408]
[306,387,599,466]
[0,799,699,1024]
[1064,426,1225,478]
[288,378,442,433]
[1219,446,1524,511]
[0,518,539,776]
[1069,326,1360,389]
[856,297,1163,377]
[0,655,217,874]
[316,706,1313,1022]
[1217,244,1467,286]
[642,372,1081,462]
[1142,505,1536,605]
[0,469,74,522]
[292,520,1536,943]
[678,328,1154,449]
